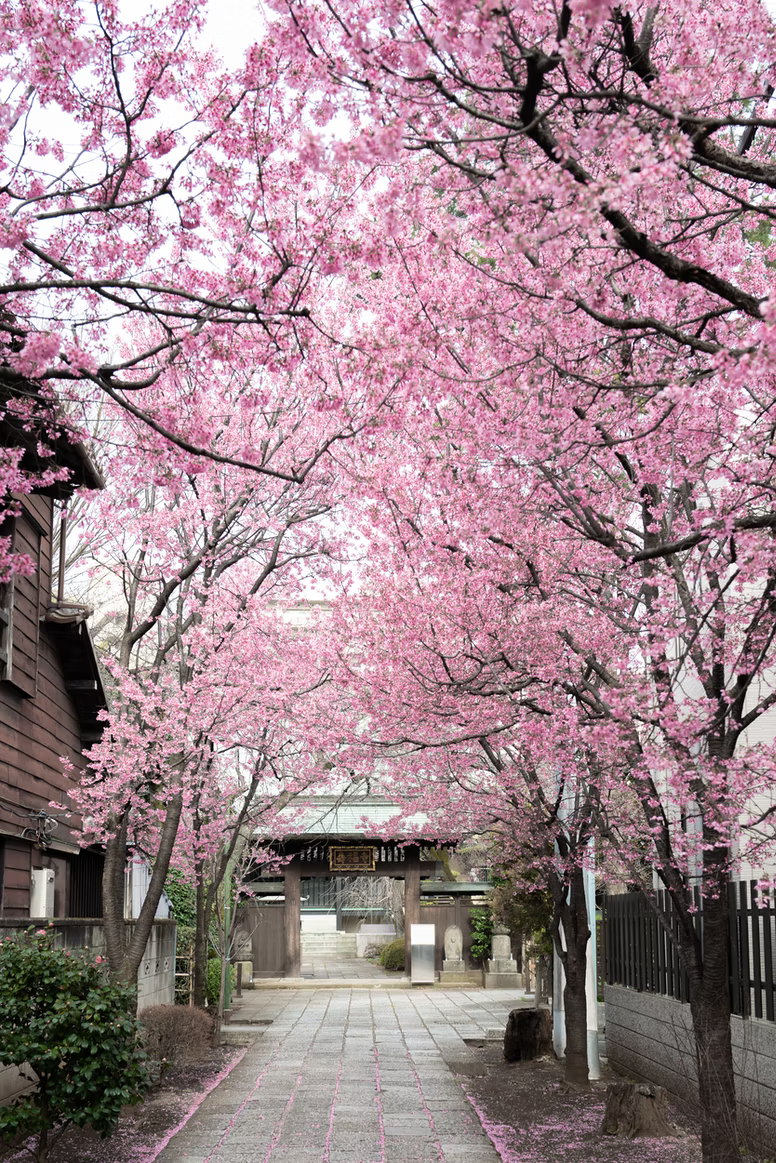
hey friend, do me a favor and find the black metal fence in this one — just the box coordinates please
[603,882,776,1021]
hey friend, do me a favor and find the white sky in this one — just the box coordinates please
[202,0,267,67]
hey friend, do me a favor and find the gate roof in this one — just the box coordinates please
[267,794,449,845]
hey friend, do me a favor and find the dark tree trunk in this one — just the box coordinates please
[602,1082,678,1138]
[551,864,590,1086]
[102,792,184,989]
[562,928,589,1086]
[504,1008,552,1061]
[688,880,739,1163]
[120,792,183,986]
[36,1090,49,1163]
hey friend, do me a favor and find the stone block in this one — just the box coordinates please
[483,971,521,989]
[491,933,511,960]
[487,957,518,975]
[236,960,253,985]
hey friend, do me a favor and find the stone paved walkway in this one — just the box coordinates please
[299,957,393,980]
[158,987,528,1163]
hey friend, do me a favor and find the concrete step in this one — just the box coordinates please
[301,933,358,955]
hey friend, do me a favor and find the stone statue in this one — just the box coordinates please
[444,924,463,962]
[233,914,254,961]
[441,923,466,980]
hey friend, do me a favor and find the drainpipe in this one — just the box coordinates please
[57,504,67,604]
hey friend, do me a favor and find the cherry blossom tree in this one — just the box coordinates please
[64,392,337,986]
[325,513,622,1085]
[0,0,395,482]
[0,365,72,582]
[5,1,776,1156]
[274,2,776,1156]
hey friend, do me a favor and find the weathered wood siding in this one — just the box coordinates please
[0,495,86,916]
[0,632,85,824]
[7,504,45,696]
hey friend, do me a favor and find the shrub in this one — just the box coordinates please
[206,956,235,1007]
[0,930,151,1163]
[140,1004,213,1073]
[379,938,406,971]
[164,872,197,930]
[469,907,494,965]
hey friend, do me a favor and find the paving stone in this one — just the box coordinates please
[155,985,524,1163]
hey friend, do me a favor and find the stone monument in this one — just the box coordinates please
[483,925,521,989]
[232,914,254,990]
[439,923,468,984]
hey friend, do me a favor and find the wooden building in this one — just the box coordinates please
[0,379,106,920]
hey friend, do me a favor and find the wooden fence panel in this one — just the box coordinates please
[603,885,776,1024]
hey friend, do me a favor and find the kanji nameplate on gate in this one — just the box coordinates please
[328,846,376,872]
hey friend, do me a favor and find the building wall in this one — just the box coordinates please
[605,983,776,1150]
[0,495,88,903]
[0,622,86,840]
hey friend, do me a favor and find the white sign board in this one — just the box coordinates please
[410,923,436,984]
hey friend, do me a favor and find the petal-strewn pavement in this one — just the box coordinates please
[157,987,529,1163]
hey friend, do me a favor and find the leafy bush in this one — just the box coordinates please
[488,873,554,958]
[0,930,151,1163]
[206,956,235,1007]
[469,907,494,965]
[379,938,406,971]
[164,871,197,930]
[140,1004,213,1073]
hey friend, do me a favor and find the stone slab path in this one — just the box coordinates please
[158,987,528,1163]
[299,957,393,980]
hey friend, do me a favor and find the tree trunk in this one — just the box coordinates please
[192,864,208,1008]
[504,1008,552,1061]
[689,886,739,1163]
[102,817,129,973]
[36,1090,49,1163]
[563,933,589,1086]
[120,791,183,986]
[103,792,183,989]
[553,865,590,1086]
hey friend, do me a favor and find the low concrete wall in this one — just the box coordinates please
[0,918,175,1107]
[356,924,397,958]
[605,983,776,1149]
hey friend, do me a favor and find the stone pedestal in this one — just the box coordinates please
[439,957,469,984]
[235,960,253,990]
[483,928,521,989]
